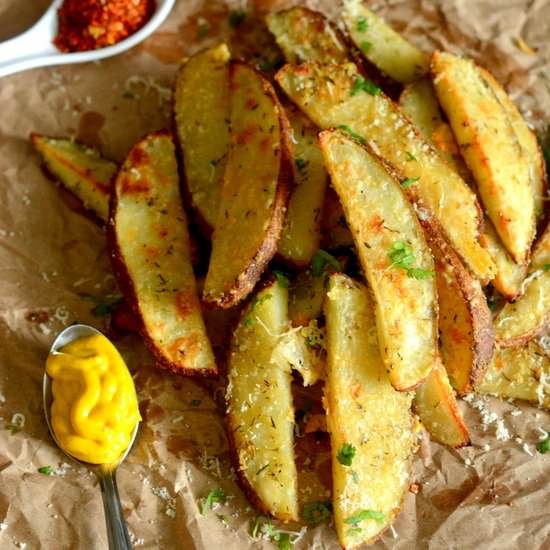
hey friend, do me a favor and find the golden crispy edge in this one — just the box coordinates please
[107,130,217,378]
[203,61,294,309]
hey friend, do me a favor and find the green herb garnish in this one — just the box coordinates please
[190,399,201,407]
[336,125,366,145]
[273,533,292,550]
[401,176,419,188]
[250,516,295,548]
[537,434,550,454]
[356,16,367,32]
[344,509,385,525]
[405,151,417,161]
[197,22,209,39]
[311,250,342,277]
[38,466,54,475]
[337,443,356,466]
[295,157,309,173]
[229,10,246,28]
[350,75,381,97]
[346,527,363,537]
[82,294,124,317]
[302,501,332,525]
[360,40,372,53]
[273,270,290,288]
[388,241,433,279]
[201,488,226,515]
[407,267,435,279]
[543,264,550,271]
[244,294,272,326]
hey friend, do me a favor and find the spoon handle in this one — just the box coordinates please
[98,468,133,550]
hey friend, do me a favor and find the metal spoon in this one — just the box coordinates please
[0,0,176,78]
[43,324,140,550]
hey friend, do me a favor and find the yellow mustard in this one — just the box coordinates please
[46,333,141,464]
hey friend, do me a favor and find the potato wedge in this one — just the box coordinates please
[203,61,293,308]
[278,107,328,266]
[428,230,494,394]
[321,187,354,249]
[494,225,550,346]
[174,44,231,232]
[108,131,216,377]
[276,62,495,282]
[31,133,115,222]
[476,341,550,409]
[414,358,470,447]
[226,279,298,521]
[288,269,326,327]
[265,7,349,64]
[342,0,429,83]
[320,129,437,391]
[324,274,415,548]
[479,222,528,301]
[397,79,528,299]
[477,66,547,221]
[431,51,535,264]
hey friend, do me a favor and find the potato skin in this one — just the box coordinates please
[108,130,217,378]
[203,61,294,309]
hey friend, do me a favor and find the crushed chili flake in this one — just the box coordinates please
[54,0,156,53]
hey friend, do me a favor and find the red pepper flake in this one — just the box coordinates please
[54,0,156,53]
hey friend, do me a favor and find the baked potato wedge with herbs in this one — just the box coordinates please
[429,230,494,395]
[174,44,231,232]
[324,273,415,548]
[278,107,328,266]
[414,358,470,448]
[320,129,437,391]
[108,131,217,377]
[225,279,298,521]
[203,61,293,308]
[276,62,495,282]
[265,6,349,64]
[31,133,115,222]
[494,225,550,346]
[476,341,550,409]
[431,51,535,264]
[342,0,429,83]
[397,79,528,299]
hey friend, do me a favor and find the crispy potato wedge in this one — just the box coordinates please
[494,225,550,346]
[278,107,328,266]
[108,131,217,377]
[477,66,547,221]
[414,358,470,447]
[479,222,528,301]
[174,44,231,232]
[476,341,550,409]
[398,78,470,181]
[276,62,494,282]
[342,0,429,83]
[431,51,535,264]
[429,230,494,394]
[321,187,355,249]
[203,61,293,308]
[265,7,349,64]
[324,274,415,548]
[226,279,298,521]
[320,129,437,391]
[31,133,115,222]
[397,79,528,299]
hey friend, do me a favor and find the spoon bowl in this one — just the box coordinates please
[44,323,140,550]
[0,0,176,78]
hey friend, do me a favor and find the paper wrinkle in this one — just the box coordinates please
[1,0,550,548]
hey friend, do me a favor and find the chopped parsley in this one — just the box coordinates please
[190,399,201,407]
[295,157,309,173]
[201,488,226,515]
[81,294,124,317]
[337,443,356,466]
[273,270,290,288]
[401,176,419,188]
[229,10,246,28]
[537,434,550,454]
[388,241,433,279]
[311,249,342,277]
[244,294,272,326]
[356,16,367,32]
[543,264,550,271]
[350,75,381,97]
[302,501,332,524]
[344,509,385,525]
[250,516,294,548]
[335,124,366,145]
[346,527,363,537]
[360,40,372,53]
[405,151,417,161]
[38,466,54,475]
[197,22,209,39]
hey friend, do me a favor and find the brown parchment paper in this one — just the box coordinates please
[1,0,550,548]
